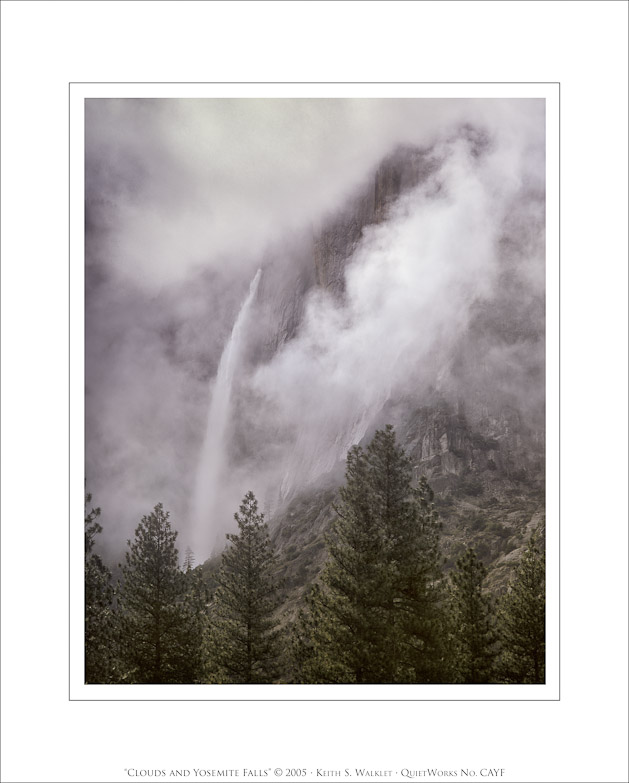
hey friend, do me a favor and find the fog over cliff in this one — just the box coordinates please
[85,98,545,563]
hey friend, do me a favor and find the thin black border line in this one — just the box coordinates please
[72,80,559,84]
[557,80,561,703]
[68,81,72,704]
[70,82,560,702]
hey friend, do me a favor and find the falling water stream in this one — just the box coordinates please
[191,268,262,559]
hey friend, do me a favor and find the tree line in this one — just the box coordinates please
[85,426,545,685]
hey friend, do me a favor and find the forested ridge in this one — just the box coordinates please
[85,426,545,685]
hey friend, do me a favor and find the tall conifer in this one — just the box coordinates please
[117,503,207,683]
[498,528,545,683]
[84,492,116,683]
[294,426,447,683]
[449,548,498,683]
[209,492,283,683]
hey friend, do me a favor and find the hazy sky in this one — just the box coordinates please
[85,98,544,562]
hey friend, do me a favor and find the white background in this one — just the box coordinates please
[1,1,627,782]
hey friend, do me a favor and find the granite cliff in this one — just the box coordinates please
[243,134,546,605]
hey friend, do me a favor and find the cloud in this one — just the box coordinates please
[84,98,545,561]
[241,127,543,508]
[86,98,543,287]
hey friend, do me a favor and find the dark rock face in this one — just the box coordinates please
[243,236,316,365]
[312,145,438,299]
[398,397,543,490]
[373,145,438,222]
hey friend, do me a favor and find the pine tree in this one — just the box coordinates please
[183,546,195,572]
[321,438,393,683]
[84,492,116,683]
[498,528,545,683]
[449,548,498,683]
[294,426,447,684]
[117,503,207,684]
[393,475,449,683]
[209,491,283,683]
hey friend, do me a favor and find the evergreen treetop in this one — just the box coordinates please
[294,425,448,684]
[449,547,498,683]
[117,503,207,684]
[209,491,283,683]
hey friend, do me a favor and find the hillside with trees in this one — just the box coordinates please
[85,426,545,685]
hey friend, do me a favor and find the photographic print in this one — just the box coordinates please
[83,95,547,690]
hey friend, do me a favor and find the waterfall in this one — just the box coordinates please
[191,268,262,559]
